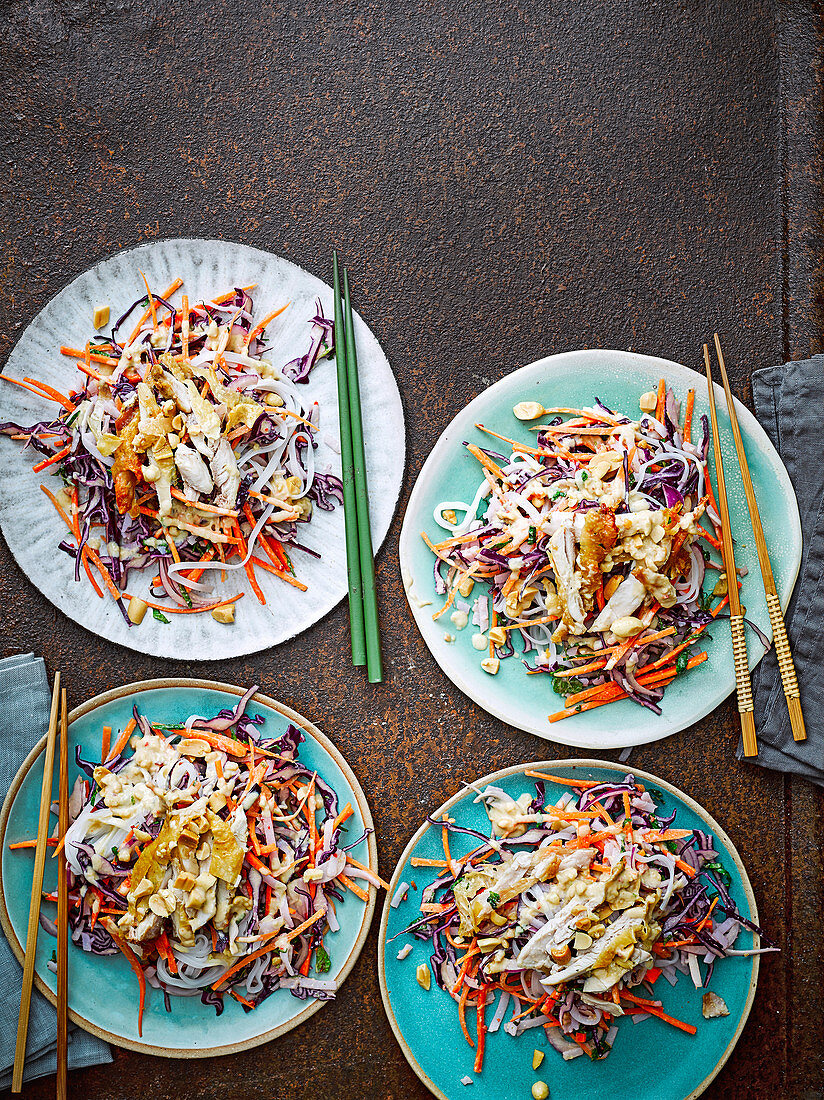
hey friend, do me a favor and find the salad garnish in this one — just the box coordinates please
[420,381,763,721]
[396,771,774,1071]
[0,277,343,625]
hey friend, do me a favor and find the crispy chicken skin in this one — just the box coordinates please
[111,403,142,515]
[578,505,618,603]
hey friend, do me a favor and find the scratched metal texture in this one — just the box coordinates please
[0,0,822,1097]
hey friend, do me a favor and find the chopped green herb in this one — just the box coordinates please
[315,946,331,973]
[581,471,589,482]
[552,490,565,500]
[528,526,537,544]
[152,608,171,624]
[487,891,500,910]
[703,859,732,886]
[551,673,584,696]
[675,651,690,674]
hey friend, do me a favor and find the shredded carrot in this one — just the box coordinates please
[107,717,137,762]
[9,838,59,849]
[32,444,71,472]
[212,908,326,990]
[127,277,182,345]
[345,854,390,890]
[233,520,266,605]
[244,303,290,347]
[181,294,190,358]
[332,802,354,832]
[1,375,76,412]
[101,725,112,761]
[465,442,505,481]
[119,591,245,615]
[458,983,475,1048]
[339,873,369,902]
[683,388,695,443]
[171,486,237,516]
[654,377,666,421]
[104,922,146,1036]
[474,991,487,1073]
[523,770,603,789]
[621,991,696,1034]
[60,346,118,366]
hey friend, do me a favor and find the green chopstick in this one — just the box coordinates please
[332,253,366,667]
[342,266,383,683]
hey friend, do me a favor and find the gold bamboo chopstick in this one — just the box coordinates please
[57,688,69,1100]
[12,671,61,1093]
[713,333,806,742]
[703,346,758,757]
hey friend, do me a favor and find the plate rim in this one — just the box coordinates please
[0,235,406,660]
[377,757,761,1100]
[398,348,801,749]
[0,677,379,1058]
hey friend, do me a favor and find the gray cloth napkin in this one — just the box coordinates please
[0,653,112,1087]
[735,356,824,781]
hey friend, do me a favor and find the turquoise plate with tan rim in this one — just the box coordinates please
[378,760,763,1100]
[0,679,378,1057]
[398,350,801,750]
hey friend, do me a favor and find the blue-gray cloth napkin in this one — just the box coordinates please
[0,653,112,1088]
[735,356,824,782]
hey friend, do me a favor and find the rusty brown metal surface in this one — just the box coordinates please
[1,0,823,1096]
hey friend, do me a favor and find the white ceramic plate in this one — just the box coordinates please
[399,350,801,750]
[0,239,405,659]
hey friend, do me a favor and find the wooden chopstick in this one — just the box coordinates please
[703,346,758,757]
[713,333,806,741]
[56,688,69,1100]
[12,671,61,1093]
[332,252,367,667]
[342,265,383,684]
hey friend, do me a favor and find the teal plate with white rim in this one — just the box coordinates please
[0,680,378,1057]
[398,350,801,750]
[378,760,763,1100]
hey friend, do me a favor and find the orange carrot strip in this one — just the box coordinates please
[339,873,369,902]
[107,717,137,763]
[211,908,326,989]
[332,803,354,832]
[32,445,71,473]
[60,346,118,366]
[232,520,266,605]
[104,922,146,1036]
[101,726,112,761]
[244,303,290,347]
[2,375,75,412]
[621,991,696,1034]
[683,389,695,443]
[181,294,190,358]
[458,983,475,1048]
[345,855,390,890]
[119,591,244,615]
[170,486,237,516]
[523,770,604,789]
[474,992,487,1073]
[654,377,666,421]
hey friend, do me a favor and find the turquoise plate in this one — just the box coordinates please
[399,350,801,749]
[0,680,378,1057]
[378,760,762,1100]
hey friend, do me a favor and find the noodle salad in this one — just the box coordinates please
[422,381,762,723]
[0,276,344,627]
[15,687,384,1033]
[393,770,774,1073]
